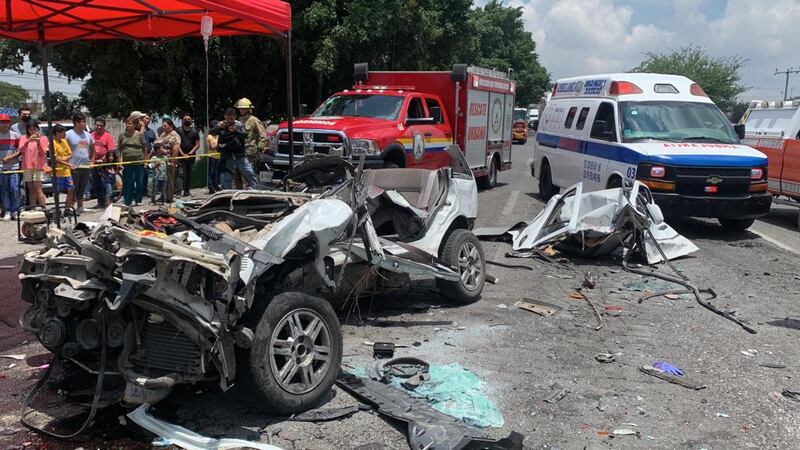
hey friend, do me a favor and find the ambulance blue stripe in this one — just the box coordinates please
[536,133,766,168]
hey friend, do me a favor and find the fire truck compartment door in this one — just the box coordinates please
[465,89,490,168]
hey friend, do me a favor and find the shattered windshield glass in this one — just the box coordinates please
[313,94,405,120]
[619,101,738,144]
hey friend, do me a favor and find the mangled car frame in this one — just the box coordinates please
[18,149,486,418]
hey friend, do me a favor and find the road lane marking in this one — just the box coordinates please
[502,190,519,216]
[751,229,800,256]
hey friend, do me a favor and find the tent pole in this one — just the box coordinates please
[285,31,293,181]
[39,27,60,227]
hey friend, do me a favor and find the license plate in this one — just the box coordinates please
[260,171,273,183]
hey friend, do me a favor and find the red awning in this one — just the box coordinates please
[0,0,292,43]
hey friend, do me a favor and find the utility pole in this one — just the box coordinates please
[774,68,800,101]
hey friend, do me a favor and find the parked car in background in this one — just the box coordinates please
[532,73,771,231]
[528,108,539,130]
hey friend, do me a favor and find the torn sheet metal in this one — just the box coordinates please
[128,404,283,450]
[509,182,698,264]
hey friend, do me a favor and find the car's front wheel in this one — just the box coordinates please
[244,291,342,414]
[436,229,485,304]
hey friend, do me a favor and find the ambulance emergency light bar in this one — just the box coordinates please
[551,79,709,98]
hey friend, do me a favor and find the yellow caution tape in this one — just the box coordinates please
[0,152,223,175]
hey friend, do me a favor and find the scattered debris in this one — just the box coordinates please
[127,404,283,450]
[0,265,16,269]
[372,342,395,359]
[372,320,454,328]
[486,274,499,284]
[569,292,584,300]
[612,428,639,436]
[664,294,682,300]
[652,361,684,377]
[402,372,431,390]
[782,389,800,401]
[716,412,730,418]
[497,303,508,309]
[289,405,362,422]
[639,365,706,390]
[603,305,624,317]
[0,354,25,360]
[741,349,758,357]
[759,363,787,369]
[337,373,523,449]
[595,353,615,363]
[515,298,562,317]
[544,385,569,404]
[582,271,596,289]
[578,291,604,330]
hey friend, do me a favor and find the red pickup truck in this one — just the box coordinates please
[265,64,515,188]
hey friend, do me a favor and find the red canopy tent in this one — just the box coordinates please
[0,0,295,224]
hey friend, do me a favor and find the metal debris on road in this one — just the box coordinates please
[582,271,596,289]
[639,365,706,390]
[515,298,562,317]
[127,404,283,450]
[782,389,800,401]
[612,428,639,436]
[759,363,787,369]
[289,405,362,423]
[486,274,499,284]
[544,385,569,404]
[0,354,25,360]
[595,353,615,363]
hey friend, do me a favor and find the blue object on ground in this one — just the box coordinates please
[653,360,684,377]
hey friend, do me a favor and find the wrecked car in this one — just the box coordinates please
[17,148,485,420]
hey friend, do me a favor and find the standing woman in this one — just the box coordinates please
[155,118,181,203]
[3,120,48,208]
[118,117,147,206]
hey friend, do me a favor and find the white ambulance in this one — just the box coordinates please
[531,73,771,231]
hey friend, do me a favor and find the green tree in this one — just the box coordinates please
[39,91,81,120]
[0,80,29,107]
[632,46,746,112]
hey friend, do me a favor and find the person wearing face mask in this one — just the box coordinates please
[11,106,31,136]
[212,108,257,189]
[175,112,200,197]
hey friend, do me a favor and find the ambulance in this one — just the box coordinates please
[532,73,771,231]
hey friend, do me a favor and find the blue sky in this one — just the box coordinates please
[499,0,800,101]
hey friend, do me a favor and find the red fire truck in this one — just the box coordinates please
[741,100,800,224]
[266,64,515,188]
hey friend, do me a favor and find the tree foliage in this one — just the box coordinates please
[0,80,29,107]
[39,91,82,120]
[0,0,549,120]
[632,46,746,112]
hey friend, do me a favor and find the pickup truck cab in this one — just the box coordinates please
[266,65,515,188]
[532,73,771,231]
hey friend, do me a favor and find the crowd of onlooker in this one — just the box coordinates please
[0,99,268,221]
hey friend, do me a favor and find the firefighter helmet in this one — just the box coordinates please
[234,98,254,109]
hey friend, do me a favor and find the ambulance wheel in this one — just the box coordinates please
[538,161,557,201]
[479,159,498,189]
[437,229,485,304]
[718,218,755,232]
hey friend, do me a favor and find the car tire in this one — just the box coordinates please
[382,160,400,169]
[436,229,485,304]
[243,291,342,414]
[718,218,755,232]
[538,160,557,201]
[479,158,498,189]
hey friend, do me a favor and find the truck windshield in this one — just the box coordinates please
[513,109,527,121]
[313,94,404,120]
[619,101,738,144]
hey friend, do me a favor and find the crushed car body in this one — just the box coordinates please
[18,150,487,419]
[497,181,698,264]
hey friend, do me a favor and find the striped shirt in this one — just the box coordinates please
[0,130,20,171]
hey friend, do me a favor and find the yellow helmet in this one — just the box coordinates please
[234,98,254,109]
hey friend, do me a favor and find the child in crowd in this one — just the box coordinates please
[52,124,75,211]
[148,143,168,204]
[101,151,119,207]
[3,120,48,208]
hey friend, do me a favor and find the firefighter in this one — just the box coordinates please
[235,98,266,188]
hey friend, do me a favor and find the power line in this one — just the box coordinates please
[774,67,800,101]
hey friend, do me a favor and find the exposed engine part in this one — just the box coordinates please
[132,318,203,377]
[39,319,67,350]
[75,319,102,350]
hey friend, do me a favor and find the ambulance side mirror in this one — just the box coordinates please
[734,123,745,140]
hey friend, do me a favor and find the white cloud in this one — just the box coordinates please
[517,0,800,100]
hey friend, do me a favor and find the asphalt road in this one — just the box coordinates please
[1,141,799,449]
